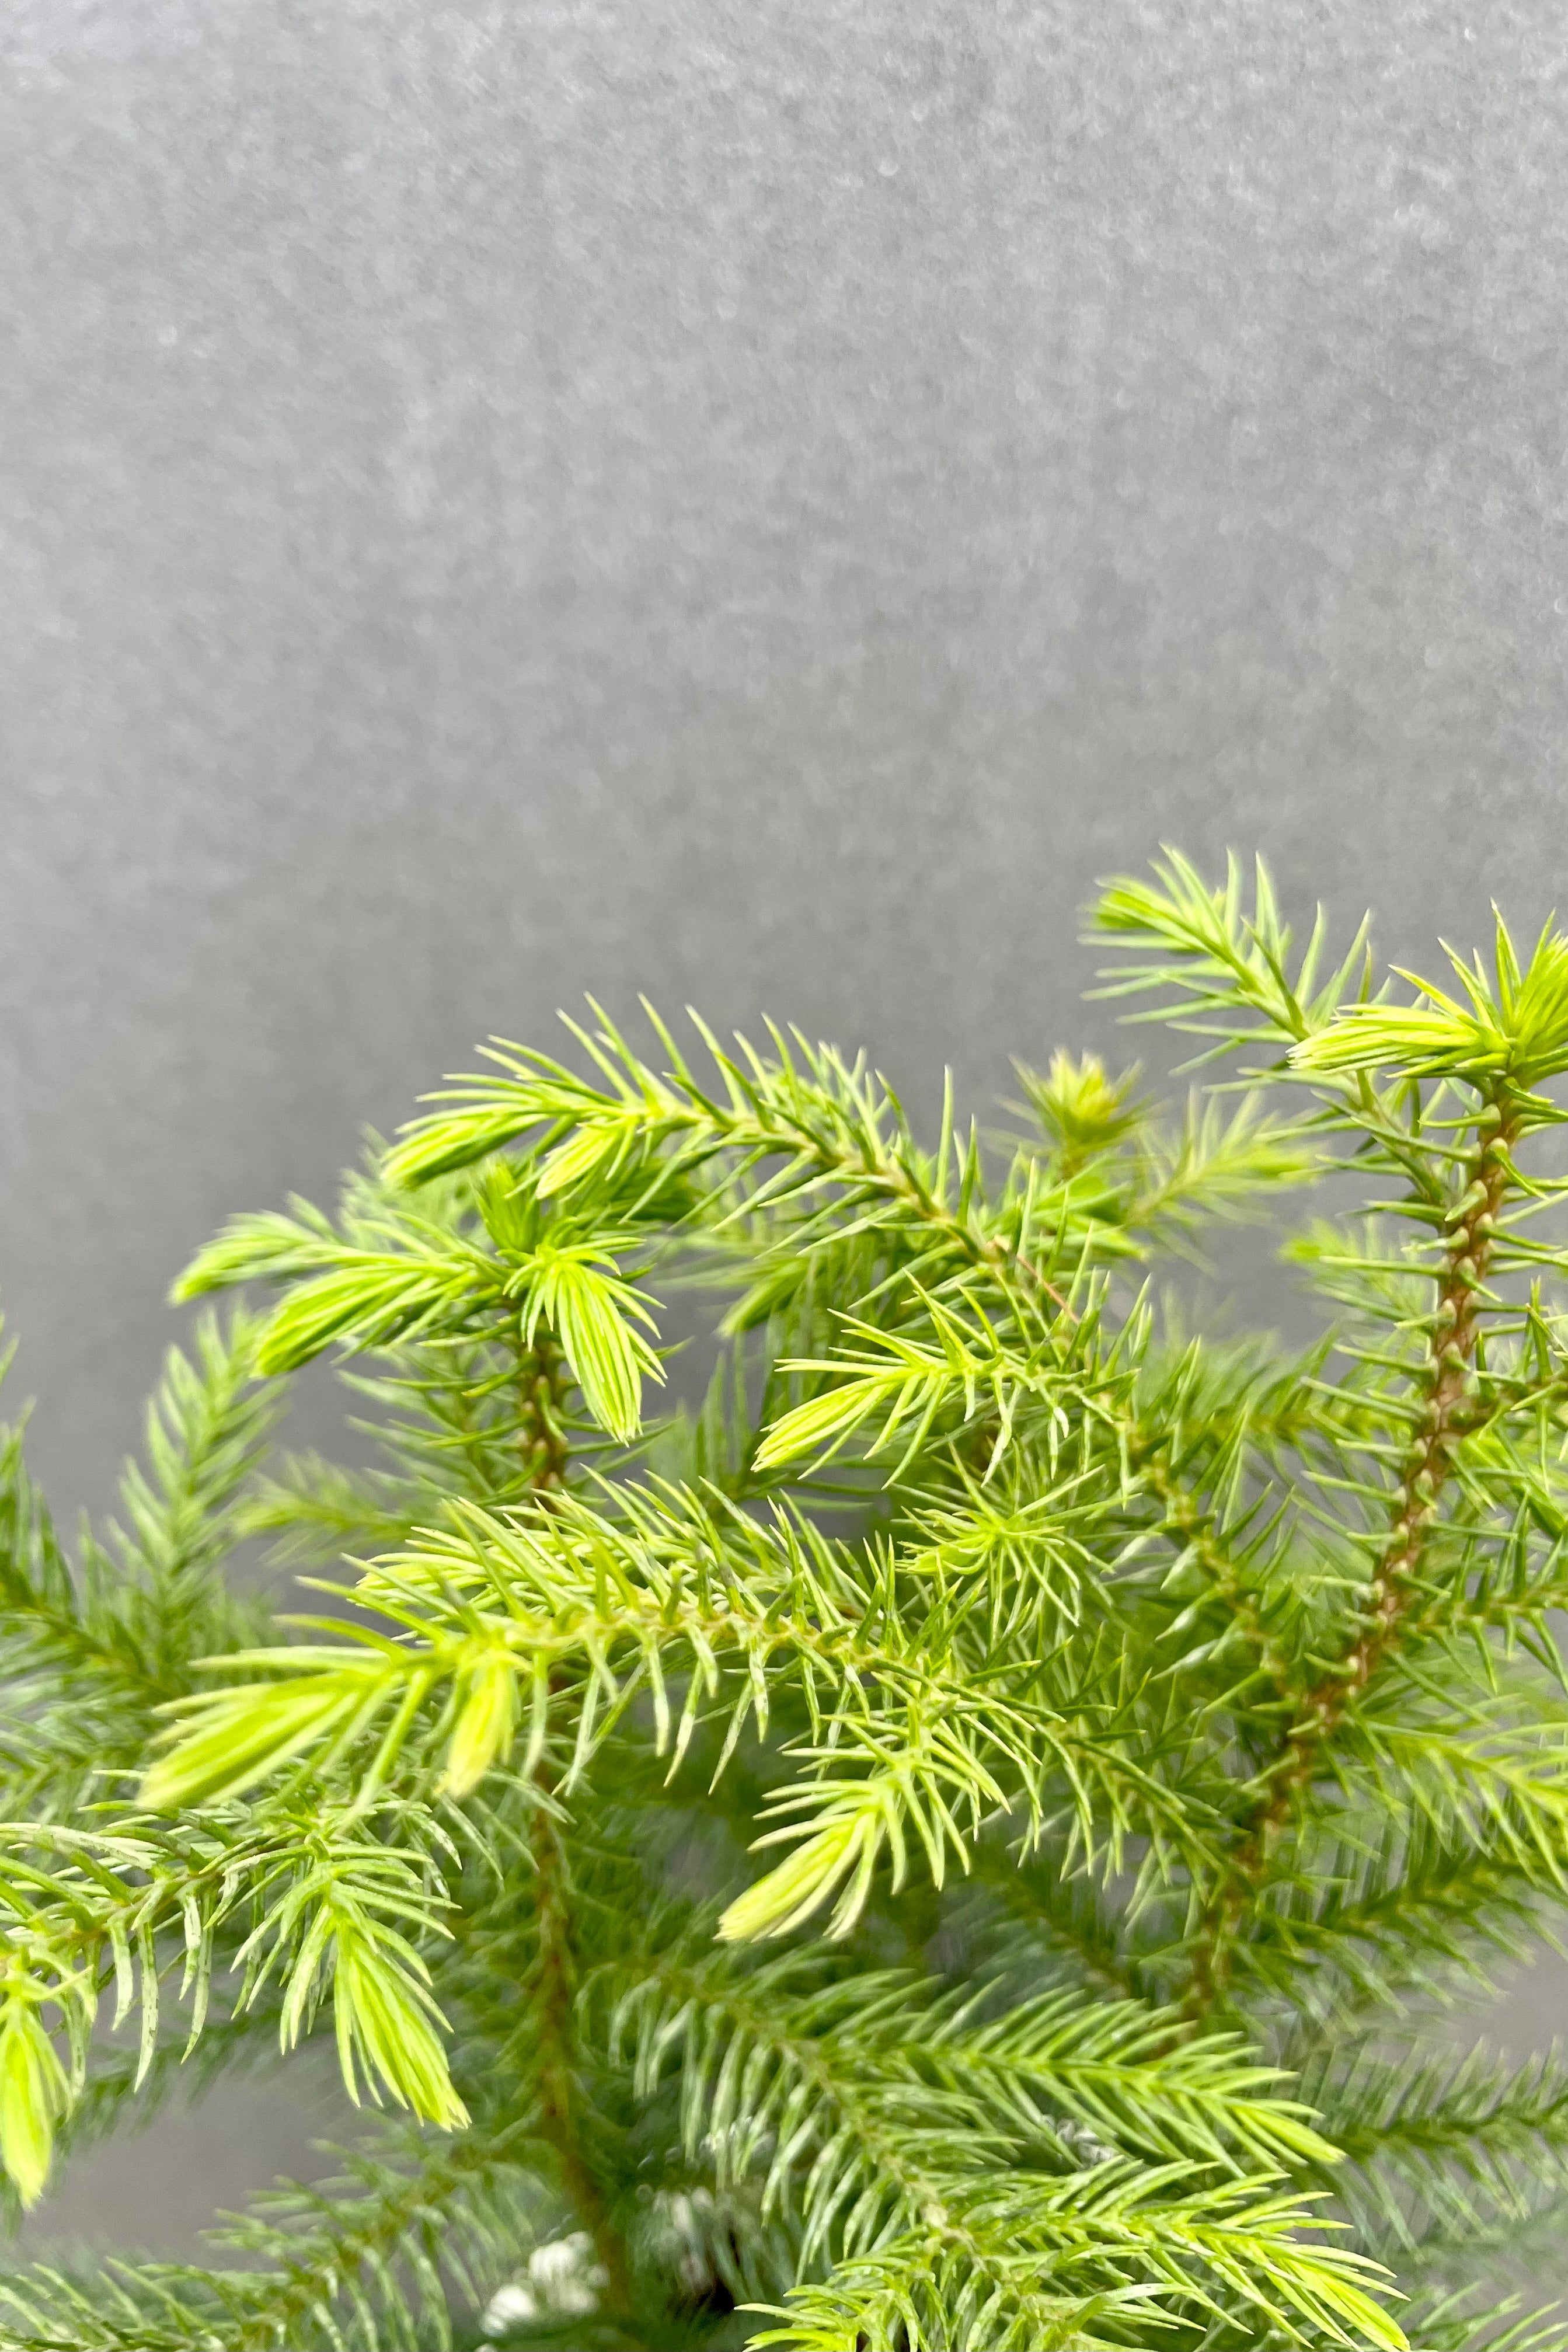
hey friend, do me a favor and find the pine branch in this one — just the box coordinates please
[141,1482,1212,1942]
[0,2122,546,2351]
[378,1009,1081,1318]
[1303,2038,1568,2257]
[600,1945,1395,2348]
[0,1315,275,1816]
[1088,847,1371,1061]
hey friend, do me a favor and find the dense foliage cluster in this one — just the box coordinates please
[0,853,1566,2346]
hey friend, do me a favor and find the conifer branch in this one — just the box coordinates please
[13,853,1568,2346]
[1186,1101,1527,2012]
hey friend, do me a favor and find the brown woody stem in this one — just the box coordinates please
[1184,1098,1520,2014]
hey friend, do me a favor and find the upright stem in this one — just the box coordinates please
[513,1330,634,2317]
[516,1334,570,1496]
[529,1800,635,2318]
[1185,1099,1520,2013]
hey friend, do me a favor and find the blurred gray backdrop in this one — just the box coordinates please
[6,0,1568,2261]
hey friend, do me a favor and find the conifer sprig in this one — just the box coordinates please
[2,852,1568,2346]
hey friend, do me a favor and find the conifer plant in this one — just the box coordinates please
[4,853,1568,2348]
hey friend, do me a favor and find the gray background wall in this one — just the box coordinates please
[6,0,1568,2262]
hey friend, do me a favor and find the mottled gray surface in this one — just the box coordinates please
[5,0,1568,2262]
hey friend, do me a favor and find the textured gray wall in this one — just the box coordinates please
[6,0,1568,2260]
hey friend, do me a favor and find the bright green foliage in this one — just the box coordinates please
[5,857,1568,2346]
